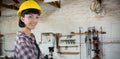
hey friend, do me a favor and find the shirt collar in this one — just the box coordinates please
[17,31,35,41]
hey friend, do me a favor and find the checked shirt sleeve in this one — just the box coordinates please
[18,42,36,59]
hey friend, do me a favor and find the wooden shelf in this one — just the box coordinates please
[58,32,106,37]
[71,32,106,35]
[59,46,78,48]
[58,52,79,54]
[4,50,14,52]
[60,39,75,41]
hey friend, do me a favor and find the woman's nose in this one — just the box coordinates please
[33,17,39,23]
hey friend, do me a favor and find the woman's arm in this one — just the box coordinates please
[18,42,36,59]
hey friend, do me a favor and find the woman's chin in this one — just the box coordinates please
[29,26,35,30]
[31,27,35,30]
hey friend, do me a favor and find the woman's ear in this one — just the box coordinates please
[20,16,24,22]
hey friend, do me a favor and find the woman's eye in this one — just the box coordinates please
[36,17,39,19]
[28,16,32,18]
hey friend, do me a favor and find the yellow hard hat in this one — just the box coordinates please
[17,0,42,18]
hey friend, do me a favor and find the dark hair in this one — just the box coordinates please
[19,9,40,28]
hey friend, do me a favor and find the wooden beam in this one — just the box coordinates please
[55,0,61,8]
[0,11,1,16]
[0,3,19,10]
[13,0,20,4]
[48,0,61,8]
[0,0,2,16]
[0,0,2,4]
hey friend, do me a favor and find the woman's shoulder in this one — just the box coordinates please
[16,31,28,43]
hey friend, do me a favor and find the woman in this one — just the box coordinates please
[14,0,44,59]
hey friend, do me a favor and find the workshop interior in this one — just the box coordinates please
[0,0,120,59]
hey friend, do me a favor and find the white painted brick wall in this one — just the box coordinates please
[0,0,120,59]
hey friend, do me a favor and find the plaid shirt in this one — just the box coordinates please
[14,31,44,59]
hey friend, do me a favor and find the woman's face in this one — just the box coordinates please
[21,14,39,30]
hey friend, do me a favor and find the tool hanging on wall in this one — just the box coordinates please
[92,27,100,59]
[79,27,82,59]
[55,33,61,53]
[85,27,92,59]
[100,27,104,59]
[43,0,61,8]
[48,47,54,59]
[84,27,106,59]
